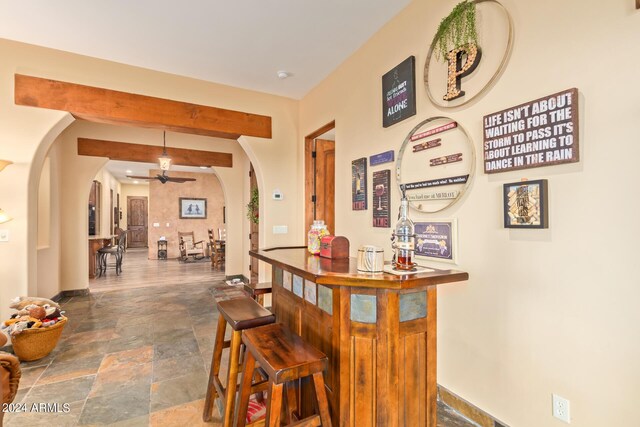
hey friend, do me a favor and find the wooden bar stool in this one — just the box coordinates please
[243,282,272,306]
[235,323,332,427]
[203,297,276,425]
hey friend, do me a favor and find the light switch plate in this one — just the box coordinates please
[273,225,288,234]
[0,229,9,242]
[153,223,160,227]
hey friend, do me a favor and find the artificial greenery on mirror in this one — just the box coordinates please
[247,187,259,224]
[433,0,479,61]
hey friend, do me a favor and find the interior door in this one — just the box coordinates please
[249,163,259,284]
[127,196,148,248]
[314,139,335,234]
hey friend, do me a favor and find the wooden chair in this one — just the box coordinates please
[208,229,226,270]
[203,297,275,425]
[235,323,332,427]
[178,231,206,262]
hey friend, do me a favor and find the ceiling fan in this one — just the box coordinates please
[126,132,197,184]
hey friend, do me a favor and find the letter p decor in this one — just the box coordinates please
[443,43,482,101]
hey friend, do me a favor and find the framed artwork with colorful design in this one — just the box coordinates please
[503,179,548,228]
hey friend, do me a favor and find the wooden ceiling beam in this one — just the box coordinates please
[78,138,233,168]
[15,74,272,140]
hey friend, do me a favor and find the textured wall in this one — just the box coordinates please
[148,169,225,260]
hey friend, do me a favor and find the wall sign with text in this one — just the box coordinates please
[396,116,475,213]
[351,158,368,210]
[415,219,457,264]
[372,169,391,228]
[382,56,416,128]
[483,88,579,174]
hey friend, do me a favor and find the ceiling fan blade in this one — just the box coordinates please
[165,177,197,183]
[126,175,156,180]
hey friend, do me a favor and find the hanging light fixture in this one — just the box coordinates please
[0,208,12,224]
[158,131,172,171]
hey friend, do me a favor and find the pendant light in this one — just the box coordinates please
[0,209,11,224]
[158,132,172,171]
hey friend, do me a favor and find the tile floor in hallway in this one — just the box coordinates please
[3,249,477,427]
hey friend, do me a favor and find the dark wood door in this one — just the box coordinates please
[305,122,336,238]
[250,163,259,284]
[314,138,335,234]
[127,196,148,248]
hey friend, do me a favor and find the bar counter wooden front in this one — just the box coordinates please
[250,247,469,427]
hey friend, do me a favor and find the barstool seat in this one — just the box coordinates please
[243,282,272,306]
[203,296,275,426]
[235,323,332,426]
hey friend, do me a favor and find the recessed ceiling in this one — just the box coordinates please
[0,0,411,99]
[106,160,214,185]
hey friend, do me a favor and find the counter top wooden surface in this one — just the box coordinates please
[250,246,468,289]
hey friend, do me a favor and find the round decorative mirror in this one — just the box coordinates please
[396,116,475,213]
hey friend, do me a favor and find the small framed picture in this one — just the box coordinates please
[179,197,207,219]
[414,219,457,264]
[503,179,548,228]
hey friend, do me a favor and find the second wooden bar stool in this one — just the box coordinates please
[235,322,332,427]
[203,297,275,425]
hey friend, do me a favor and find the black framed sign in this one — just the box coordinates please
[372,169,391,228]
[415,219,457,263]
[503,179,548,228]
[382,56,417,128]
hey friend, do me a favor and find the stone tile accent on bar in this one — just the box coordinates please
[293,275,304,297]
[274,267,283,286]
[318,285,333,315]
[304,280,317,304]
[400,291,427,322]
[283,270,292,291]
[350,294,377,323]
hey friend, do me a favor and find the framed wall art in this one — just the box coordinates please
[352,158,367,210]
[503,179,548,228]
[372,169,391,228]
[382,56,417,127]
[179,197,207,219]
[415,219,458,263]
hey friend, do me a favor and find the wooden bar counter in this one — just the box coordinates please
[250,247,469,427]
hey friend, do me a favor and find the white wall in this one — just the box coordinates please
[299,0,640,426]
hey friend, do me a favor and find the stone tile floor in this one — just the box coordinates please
[4,278,477,426]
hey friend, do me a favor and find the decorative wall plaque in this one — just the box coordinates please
[424,0,513,109]
[370,150,395,166]
[396,117,475,213]
[503,179,548,228]
[483,88,579,174]
[351,158,368,210]
[372,170,391,228]
[415,219,457,263]
[382,56,416,127]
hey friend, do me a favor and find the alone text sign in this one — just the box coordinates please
[483,88,579,174]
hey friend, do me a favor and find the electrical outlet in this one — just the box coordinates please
[0,229,8,242]
[552,394,570,423]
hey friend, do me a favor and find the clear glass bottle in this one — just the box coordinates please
[393,187,415,270]
[308,220,329,255]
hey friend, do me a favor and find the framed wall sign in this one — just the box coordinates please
[179,197,207,219]
[382,56,416,127]
[396,116,475,213]
[415,219,458,263]
[503,179,548,228]
[351,158,367,210]
[372,169,391,228]
[483,88,579,174]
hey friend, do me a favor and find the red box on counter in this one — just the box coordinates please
[319,236,350,259]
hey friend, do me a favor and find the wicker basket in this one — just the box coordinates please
[11,317,67,361]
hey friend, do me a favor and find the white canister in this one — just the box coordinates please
[357,245,384,273]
